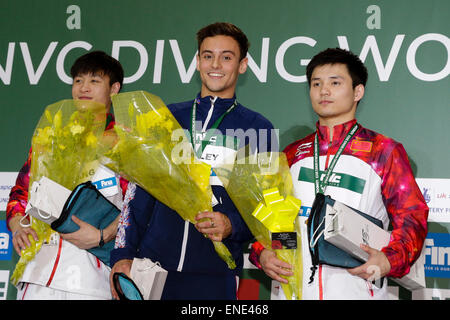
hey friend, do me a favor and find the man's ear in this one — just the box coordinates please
[110,82,121,95]
[238,57,248,74]
[354,84,365,103]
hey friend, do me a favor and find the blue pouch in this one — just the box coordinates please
[113,272,143,300]
[51,181,120,266]
[307,193,384,283]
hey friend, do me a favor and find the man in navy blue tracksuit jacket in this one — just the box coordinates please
[109,22,277,300]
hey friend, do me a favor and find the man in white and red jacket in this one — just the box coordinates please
[249,48,428,300]
[7,51,128,299]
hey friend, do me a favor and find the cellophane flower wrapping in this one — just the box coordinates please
[11,99,107,285]
[214,149,303,299]
[101,90,236,269]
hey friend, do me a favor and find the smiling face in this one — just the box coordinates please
[309,63,364,128]
[196,35,248,99]
[71,72,120,112]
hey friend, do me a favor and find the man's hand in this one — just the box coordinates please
[194,211,232,241]
[9,216,39,255]
[260,249,293,284]
[60,216,100,250]
[109,259,133,300]
[348,244,391,281]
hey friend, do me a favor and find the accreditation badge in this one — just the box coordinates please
[198,134,239,166]
[198,134,239,206]
[91,164,119,197]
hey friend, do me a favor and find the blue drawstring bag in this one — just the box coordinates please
[113,272,144,300]
[51,181,120,266]
[307,193,384,284]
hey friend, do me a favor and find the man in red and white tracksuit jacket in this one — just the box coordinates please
[7,51,127,299]
[250,48,428,300]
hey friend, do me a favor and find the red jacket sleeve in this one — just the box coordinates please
[380,143,429,278]
[249,241,265,269]
[6,149,32,230]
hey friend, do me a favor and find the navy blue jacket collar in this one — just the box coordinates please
[195,92,237,112]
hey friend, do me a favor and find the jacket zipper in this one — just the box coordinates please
[46,237,63,287]
[177,97,216,272]
[319,126,333,300]
[177,221,190,271]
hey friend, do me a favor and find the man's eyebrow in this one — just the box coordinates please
[329,75,344,79]
[311,75,344,81]
[221,50,236,55]
[200,49,236,55]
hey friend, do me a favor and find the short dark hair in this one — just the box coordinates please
[70,51,124,90]
[306,48,368,88]
[196,22,249,61]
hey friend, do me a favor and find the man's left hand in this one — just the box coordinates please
[348,244,391,281]
[195,211,232,241]
[60,215,100,250]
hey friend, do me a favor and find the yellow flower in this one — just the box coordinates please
[53,110,62,129]
[128,102,135,120]
[86,132,97,147]
[44,109,53,124]
[188,162,211,192]
[33,126,54,145]
[70,124,85,135]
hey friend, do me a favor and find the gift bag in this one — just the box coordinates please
[130,257,168,300]
[23,176,72,225]
[51,181,120,266]
[307,193,383,271]
[321,193,426,291]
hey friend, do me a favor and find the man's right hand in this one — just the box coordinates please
[9,216,39,255]
[260,249,293,284]
[109,259,133,300]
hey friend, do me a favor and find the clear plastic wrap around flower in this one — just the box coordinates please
[214,149,303,299]
[11,99,107,285]
[102,90,236,269]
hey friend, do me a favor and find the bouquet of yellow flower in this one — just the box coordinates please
[11,99,107,285]
[214,149,303,299]
[102,90,236,269]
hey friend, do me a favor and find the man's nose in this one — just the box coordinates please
[320,84,330,95]
[80,81,91,92]
[211,56,221,69]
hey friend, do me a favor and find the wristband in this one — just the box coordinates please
[99,229,105,248]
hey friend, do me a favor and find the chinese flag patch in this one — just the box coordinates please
[350,139,373,152]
